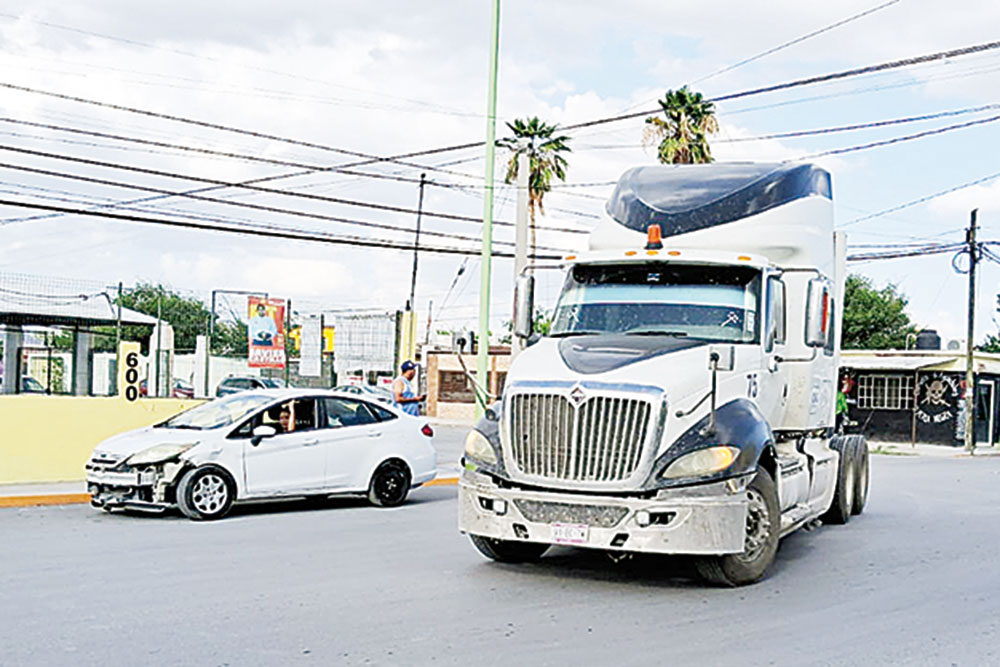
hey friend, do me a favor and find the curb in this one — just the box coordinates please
[0,493,92,508]
[0,476,461,509]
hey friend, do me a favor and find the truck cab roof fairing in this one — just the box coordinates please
[605,163,832,237]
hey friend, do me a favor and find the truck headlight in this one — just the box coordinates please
[127,443,196,466]
[464,429,498,466]
[661,446,739,480]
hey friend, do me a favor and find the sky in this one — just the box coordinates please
[1,0,999,344]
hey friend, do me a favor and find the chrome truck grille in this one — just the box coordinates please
[508,393,653,483]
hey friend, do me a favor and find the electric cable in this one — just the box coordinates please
[0,198,564,260]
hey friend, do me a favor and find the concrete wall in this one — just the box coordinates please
[0,395,201,485]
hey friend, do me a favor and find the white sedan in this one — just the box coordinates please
[86,389,438,520]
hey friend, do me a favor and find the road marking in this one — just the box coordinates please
[0,493,91,508]
[424,476,459,487]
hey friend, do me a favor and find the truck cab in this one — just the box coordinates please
[458,162,869,585]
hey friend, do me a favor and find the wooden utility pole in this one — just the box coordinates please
[408,173,427,312]
[964,209,978,455]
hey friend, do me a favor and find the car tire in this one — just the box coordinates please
[367,460,411,507]
[694,467,780,587]
[176,466,236,521]
[469,534,549,563]
[850,435,869,516]
[822,435,855,525]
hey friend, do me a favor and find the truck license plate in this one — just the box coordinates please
[551,523,589,544]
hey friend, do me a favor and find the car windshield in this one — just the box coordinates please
[550,262,762,343]
[159,393,273,430]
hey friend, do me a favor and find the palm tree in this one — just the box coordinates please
[644,86,719,164]
[497,117,571,258]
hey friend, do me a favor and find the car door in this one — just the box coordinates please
[241,398,328,495]
[320,397,386,489]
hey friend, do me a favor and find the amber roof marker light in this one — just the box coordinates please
[645,223,663,250]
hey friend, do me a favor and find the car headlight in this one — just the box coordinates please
[661,446,739,480]
[127,443,197,466]
[464,429,498,466]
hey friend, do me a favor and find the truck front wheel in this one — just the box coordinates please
[694,468,779,587]
[470,535,549,563]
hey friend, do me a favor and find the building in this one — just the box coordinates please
[839,348,1000,447]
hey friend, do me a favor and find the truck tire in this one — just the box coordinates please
[694,468,779,587]
[469,534,549,563]
[850,435,869,515]
[822,436,855,525]
[176,466,236,521]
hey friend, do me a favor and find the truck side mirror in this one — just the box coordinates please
[805,278,831,347]
[513,274,535,339]
[709,345,735,371]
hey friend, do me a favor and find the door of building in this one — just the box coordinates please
[975,380,994,446]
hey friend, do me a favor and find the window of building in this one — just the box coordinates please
[857,374,914,410]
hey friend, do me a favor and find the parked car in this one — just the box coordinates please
[332,383,395,405]
[215,375,287,397]
[86,389,437,520]
[139,378,196,399]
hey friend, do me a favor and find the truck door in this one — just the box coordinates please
[755,275,788,427]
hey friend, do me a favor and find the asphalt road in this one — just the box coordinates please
[3,454,999,666]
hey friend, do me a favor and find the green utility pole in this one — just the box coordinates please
[476,0,501,418]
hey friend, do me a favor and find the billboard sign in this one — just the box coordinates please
[248,297,286,368]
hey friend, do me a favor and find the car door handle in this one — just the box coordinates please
[302,439,320,446]
[367,432,382,438]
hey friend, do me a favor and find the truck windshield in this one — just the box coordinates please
[550,263,761,343]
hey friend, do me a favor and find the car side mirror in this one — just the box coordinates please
[805,278,831,347]
[251,424,277,446]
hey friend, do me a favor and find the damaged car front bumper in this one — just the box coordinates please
[86,459,187,513]
[458,468,750,555]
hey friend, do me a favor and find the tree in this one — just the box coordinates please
[842,274,917,349]
[497,117,571,259]
[644,86,719,164]
[977,334,1000,353]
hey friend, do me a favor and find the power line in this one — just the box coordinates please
[558,39,1000,133]
[718,104,1000,143]
[841,171,1000,227]
[0,81,485,180]
[797,112,1000,160]
[0,198,564,260]
[0,161,578,253]
[0,145,588,236]
[690,0,901,85]
[0,12,480,119]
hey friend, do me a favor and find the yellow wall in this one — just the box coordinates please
[0,396,201,485]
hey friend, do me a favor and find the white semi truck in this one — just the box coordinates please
[459,162,869,586]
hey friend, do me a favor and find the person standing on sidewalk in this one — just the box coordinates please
[392,360,425,416]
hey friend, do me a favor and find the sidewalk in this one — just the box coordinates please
[869,441,1000,457]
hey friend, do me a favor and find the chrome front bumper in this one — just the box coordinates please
[458,469,749,555]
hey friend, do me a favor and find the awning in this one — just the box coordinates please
[840,355,959,371]
[0,278,158,328]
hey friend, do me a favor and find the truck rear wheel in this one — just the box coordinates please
[469,534,549,563]
[822,436,855,525]
[850,435,869,515]
[694,468,779,587]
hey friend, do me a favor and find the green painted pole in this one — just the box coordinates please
[476,0,501,419]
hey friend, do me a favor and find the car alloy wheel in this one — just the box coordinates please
[191,472,229,514]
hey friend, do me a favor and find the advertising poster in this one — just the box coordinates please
[247,296,286,368]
